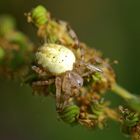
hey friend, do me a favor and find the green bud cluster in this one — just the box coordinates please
[31,5,49,27]
[59,105,80,124]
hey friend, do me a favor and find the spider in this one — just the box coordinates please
[31,43,102,111]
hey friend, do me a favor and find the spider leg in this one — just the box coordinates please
[32,65,47,76]
[82,71,95,77]
[31,79,54,96]
[66,23,79,47]
[62,72,72,107]
[86,63,102,72]
[57,20,79,47]
[81,63,102,77]
[55,74,72,111]
[55,77,63,110]
[32,79,54,86]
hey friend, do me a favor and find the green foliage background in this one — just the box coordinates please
[0,0,140,140]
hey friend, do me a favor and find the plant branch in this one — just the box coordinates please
[112,84,135,100]
[112,84,140,112]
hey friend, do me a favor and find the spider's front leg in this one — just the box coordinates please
[32,65,47,77]
[82,63,102,77]
[62,72,73,106]
[55,76,63,111]
[56,73,74,111]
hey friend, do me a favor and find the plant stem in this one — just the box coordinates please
[104,107,120,122]
[112,83,135,100]
[112,83,140,112]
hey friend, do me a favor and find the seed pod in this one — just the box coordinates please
[36,43,76,75]
[119,106,140,136]
[131,123,140,140]
[91,99,105,118]
[59,105,80,124]
[31,5,49,27]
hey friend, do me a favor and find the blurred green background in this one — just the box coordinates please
[0,0,140,140]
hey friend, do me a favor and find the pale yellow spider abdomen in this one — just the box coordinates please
[36,43,76,75]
